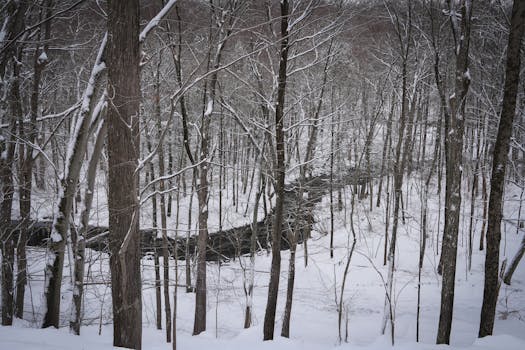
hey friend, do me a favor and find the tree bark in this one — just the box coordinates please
[436,0,472,344]
[146,127,162,331]
[263,0,289,341]
[107,0,142,347]
[1,63,19,326]
[155,62,172,341]
[16,0,53,319]
[42,36,107,329]
[479,0,525,337]
[70,106,107,335]
[1,0,27,326]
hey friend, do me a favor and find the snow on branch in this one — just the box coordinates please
[139,0,179,43]
[139,158,206,205]
[0,101,81,129]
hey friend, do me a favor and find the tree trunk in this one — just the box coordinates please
[16,0,53,319]
[376,94,394,208]
[1,1,27,326]
[107,0,142,347]
[479,0,525,337]
[281,235,296,338]
[436,0,472,344]
[263,0,289,341]
[503,232,525,286]
[70,114,107,335]
[154,52,172,342]
[382,3,413,343]
[43,36,107,329]
[146,128,162,331]
[1,78,18,326]
[244,166,264,328]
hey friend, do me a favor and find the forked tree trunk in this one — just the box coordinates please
[43,36,107,329]
[70,103,107,335]
[263,0,289,341]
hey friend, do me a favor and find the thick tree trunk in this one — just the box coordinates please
[1,48,23,326]
[479,0,525,337]
[193,127,209,335]
[1,111,16,327]
[42,36,107,329]
[70,115,106,335]
[263,0,289,341]
[436,0,472,344]
[1,2,27,326]
[107,0,142,348]
[16,0,53,319]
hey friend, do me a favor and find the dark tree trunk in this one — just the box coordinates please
[70,117,107,335]
[146,130,162,331]
[156,79,172,342]
[193,119,209,336]
[263,0,289,341]
[1,1,27,326]
[107,0,142,348]
[1,82,17,326]
[377,91,395,208]
[16,0,53,319]
[43,35,106,329]
[479,0,525,337]
[436,0,472,344]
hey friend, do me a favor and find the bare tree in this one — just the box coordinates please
[16,0,52,319]
[479,0,525,338]
[107,0,141,347]
[263,0,290,341]
[42,34,106,329]
[435,0,473,344]
[1,0,28,327]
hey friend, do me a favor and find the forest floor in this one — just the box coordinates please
[1,176,524,349]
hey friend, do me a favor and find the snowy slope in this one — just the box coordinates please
[1,177,524,349]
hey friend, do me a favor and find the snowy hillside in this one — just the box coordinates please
[1,179,524,349]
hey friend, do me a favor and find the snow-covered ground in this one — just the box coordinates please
[1,176,524,350]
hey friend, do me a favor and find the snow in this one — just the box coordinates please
[3,113,525,350]
[139,0,179,43]
[50,230,63,243]
[463,68,471,81]
[0,16,8,44]
[2,177,524,350]
[37,50,48,65]
[204,99,214,117]
[1,325,524,350]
